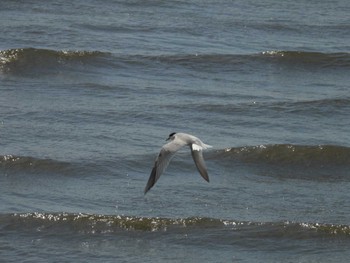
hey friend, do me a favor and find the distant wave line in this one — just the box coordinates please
[1,47,350,74]
[1,144,349,174]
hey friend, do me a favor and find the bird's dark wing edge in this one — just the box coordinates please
[144,165,157,194]
[144,147,176,194]
[191,146,210,182]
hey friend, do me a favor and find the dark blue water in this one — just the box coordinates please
[1,0,350,262]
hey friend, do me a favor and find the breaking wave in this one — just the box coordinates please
[0,48,108,75]
[1,212,349,237]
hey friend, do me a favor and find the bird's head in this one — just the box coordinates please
[166,132,176,141]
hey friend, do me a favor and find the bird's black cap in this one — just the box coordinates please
[166,132,176,141]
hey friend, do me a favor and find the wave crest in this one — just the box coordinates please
[153,50,350,70]
[217,144,350,166]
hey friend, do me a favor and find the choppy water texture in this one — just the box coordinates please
[1,0,350,262]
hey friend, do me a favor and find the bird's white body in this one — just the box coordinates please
[144,132,212,194]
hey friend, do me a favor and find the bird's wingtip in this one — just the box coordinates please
[202,173,210,183]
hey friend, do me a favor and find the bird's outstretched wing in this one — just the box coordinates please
[144,141,184,194]
[191,144,210,182]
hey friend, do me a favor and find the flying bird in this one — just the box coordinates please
[144,132,212,194]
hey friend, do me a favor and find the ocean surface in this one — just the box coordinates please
[1,0,350,262]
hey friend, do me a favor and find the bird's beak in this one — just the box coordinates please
[166,137,170,141]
